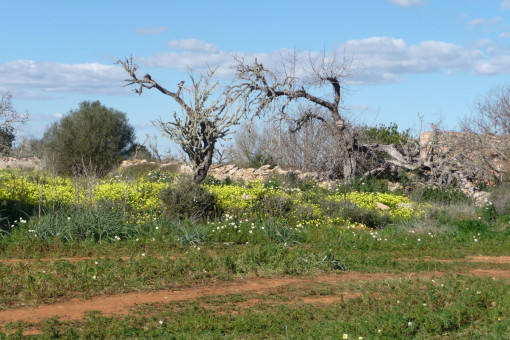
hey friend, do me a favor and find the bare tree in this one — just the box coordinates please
[0,90,29,155]
[116,56,247,184]
[261,106,342,173]
[458,85,510,183]
[234,52,423,182]
[225,122,275,168]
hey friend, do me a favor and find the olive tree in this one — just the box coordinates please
[42,100,135,176]
[116,56,248,184]
[234,52,422,182]
[0,90,28,155]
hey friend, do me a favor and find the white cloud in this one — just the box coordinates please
[135,26,167,35]
[501,0,510,10]
[167,39,220,53]
[3,36,510,100]
[122,37,510,83]
[0,60,129,95]
[385,0,423,8]
[467,16,504,33]
[342,37,486,83]
[475,55,510,75]
[500,32,510,38]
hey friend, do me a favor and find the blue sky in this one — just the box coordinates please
[1,0,510,153]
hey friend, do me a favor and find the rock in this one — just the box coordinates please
[388,181,403,192]
[376,202,390,211]
[472,191,491,206]
[259,164,273,171]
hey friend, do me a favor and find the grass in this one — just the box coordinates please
[1,275,508,339]
[0,170,509,338]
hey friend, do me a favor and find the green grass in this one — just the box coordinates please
[0,170,509,338]
[1,275,508,339]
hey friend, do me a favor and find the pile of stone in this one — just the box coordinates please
[0,157,40,170]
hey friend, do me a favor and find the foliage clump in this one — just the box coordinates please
[41,100,135,177]
[490,182,510,216]
[160,177,219,222]
[411,185,470,205]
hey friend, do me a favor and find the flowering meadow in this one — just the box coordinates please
[0,168,426,238]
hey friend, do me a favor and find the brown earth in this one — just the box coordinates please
[404,256,510,264]
[0,256,508,335]
[0,272,432,327]
[466,256,510,264]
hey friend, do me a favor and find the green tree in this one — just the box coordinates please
[0,126,15,155]
[42,100,135,176]
[0,90,28,155]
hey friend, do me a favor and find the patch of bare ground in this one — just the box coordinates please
[0,272,432,327]
[470,268,510,279]
[228,292,362,311]
[1,267,508,335]
[403,256,510,264]
[467,256,510,264]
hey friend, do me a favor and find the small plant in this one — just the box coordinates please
[159,177,219,222]
[175,222,208,246]
[411,185,470,205]
[478,202,498,221]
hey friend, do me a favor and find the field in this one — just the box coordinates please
[0,167,509,339]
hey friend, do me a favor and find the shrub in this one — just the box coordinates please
[411,185,470,205]
[341,203,392,228]
[0,126,15,155]
[41,100,135,177]
[256,193,294,219]
[452,220,489,234]
[160,177,219,222]
[490,183,510,215]
[268,172,318,191]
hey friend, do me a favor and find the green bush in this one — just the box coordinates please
[452,220,489,234]
[490,183,510,215]
[341,203,392,228]
[358,122,414,145]
[41,100,135,177]
[411,185,470,205]
[268,172,318,191]
[256,194,294,218]
[0,126,15,156]
[343,177,389,193]
[160,177,219,222]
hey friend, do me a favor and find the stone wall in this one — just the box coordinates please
[0,157,41,170]
[420,131,510,185]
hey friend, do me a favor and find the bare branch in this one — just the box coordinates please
[117,56,248,184]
